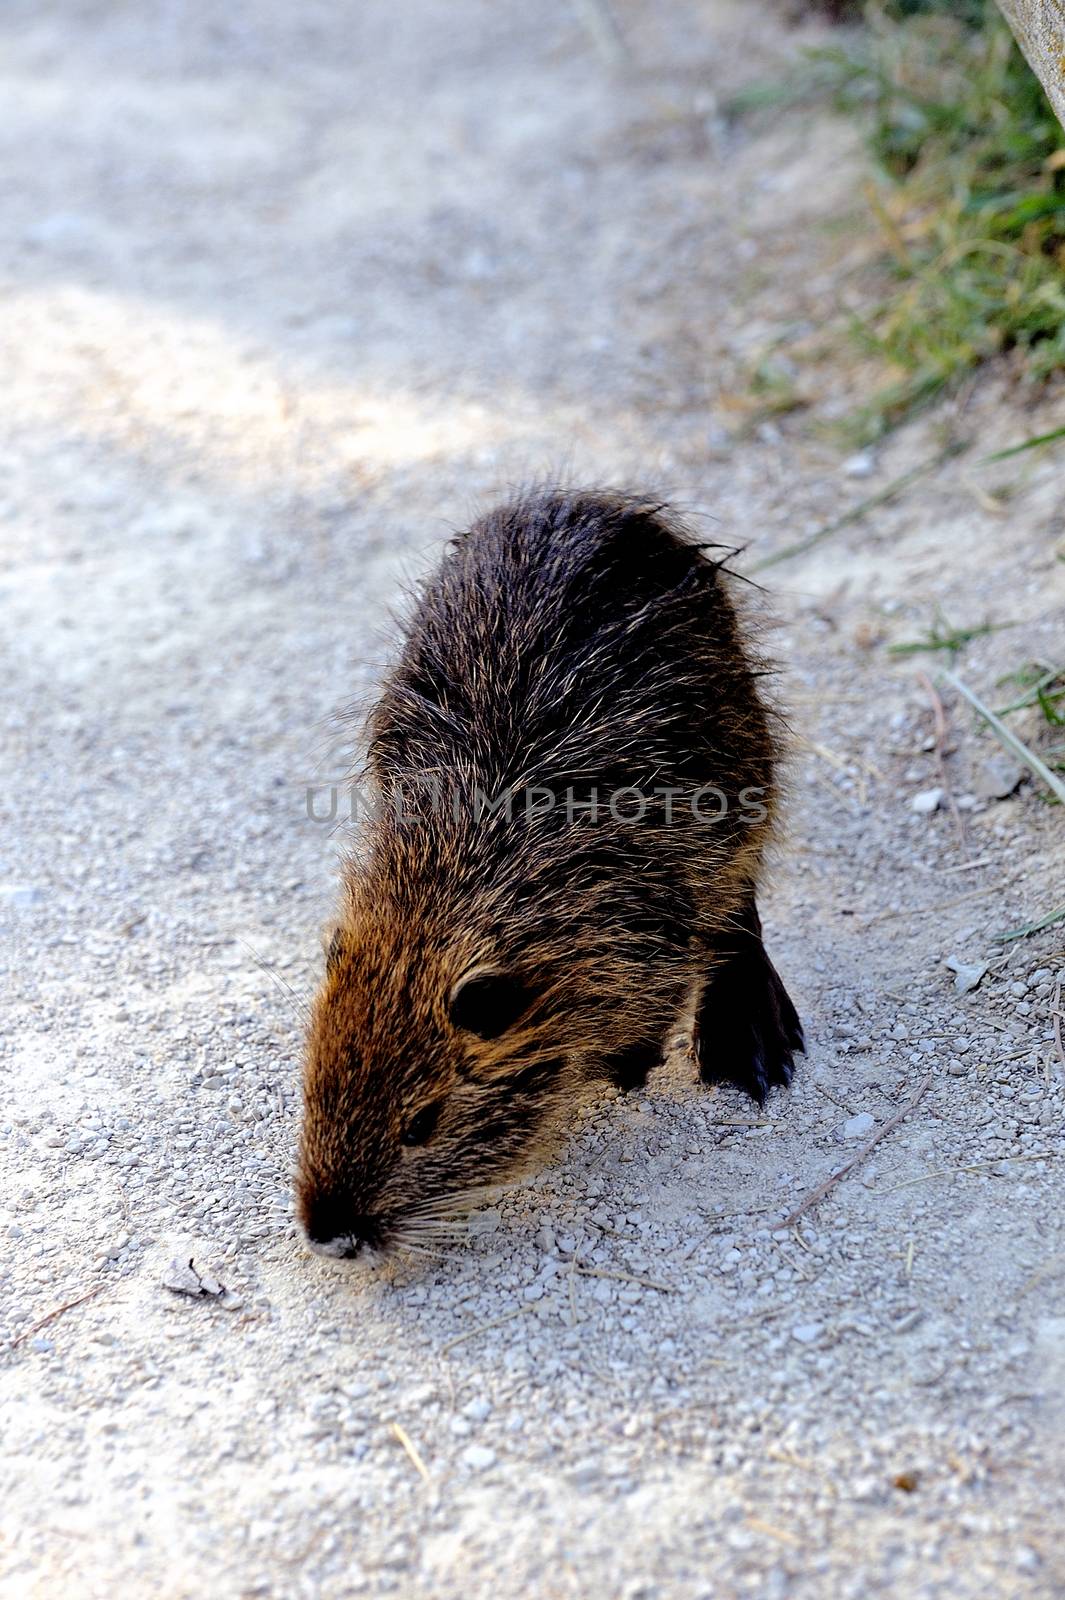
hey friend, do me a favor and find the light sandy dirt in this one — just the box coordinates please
[2,2,1064,1597]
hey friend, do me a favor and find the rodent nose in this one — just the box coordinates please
[305,1232,363,1260]
[300,1195,381,1259]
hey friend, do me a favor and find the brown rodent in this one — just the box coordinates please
[296,488,803,1259]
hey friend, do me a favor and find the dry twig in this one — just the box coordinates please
[573,1264,673,1293]
[781,1072,933,1227]
[10,1284,108,1349]
[932,855,994,875]
[440,1306,527,1355]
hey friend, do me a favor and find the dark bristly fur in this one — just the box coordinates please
[296,488,803,1258]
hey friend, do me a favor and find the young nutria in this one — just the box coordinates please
[297,488,803,1259]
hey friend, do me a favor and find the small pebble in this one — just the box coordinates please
[911,788,943,815]
[945,956,987,994]
[0,884,46,908]
[975,757,1026,801]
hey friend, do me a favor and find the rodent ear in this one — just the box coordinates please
[448,967,531,1041]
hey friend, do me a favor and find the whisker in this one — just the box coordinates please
[404,1207,472,1223]
[396,1240,450,1259]
[400,1219,470,1237]
[239,938,312,1024]
[406,1184,508,1219]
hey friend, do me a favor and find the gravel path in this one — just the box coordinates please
[2,3,1064,1597]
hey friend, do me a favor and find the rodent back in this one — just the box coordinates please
[368,488,773,810]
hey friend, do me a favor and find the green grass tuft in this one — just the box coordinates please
[981,423,1065,461]
[750,2,1065,439]
[996,661,1065,725]
[887,610,1010,657]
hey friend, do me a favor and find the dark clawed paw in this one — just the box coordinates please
[603,1037,664,1093]
[695,954,804,1107]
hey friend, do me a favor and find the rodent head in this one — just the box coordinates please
[295,883,576,1261]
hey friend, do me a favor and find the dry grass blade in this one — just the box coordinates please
[569,0,630,63]
[781,1072,933,1227]
[917,669,967,851]
[880,1151,1061,1193]
[1019,1252,1065,1299]
[390,1422,431,1484]
[864,881,1009,923]
[766,1444,839,1495]
[746,1516,803,1549]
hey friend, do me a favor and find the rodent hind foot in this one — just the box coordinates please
[602,1036,667,1093]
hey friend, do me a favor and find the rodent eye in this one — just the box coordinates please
[401,1100,442,1147]
[448,968,530,1040]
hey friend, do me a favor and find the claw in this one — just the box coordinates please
[694,898,802,1104]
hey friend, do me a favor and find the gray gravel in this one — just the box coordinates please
[1,2,1064,1597]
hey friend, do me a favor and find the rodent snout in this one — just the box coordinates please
[299,1189,384,1262]
[304,1230,380,1263]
